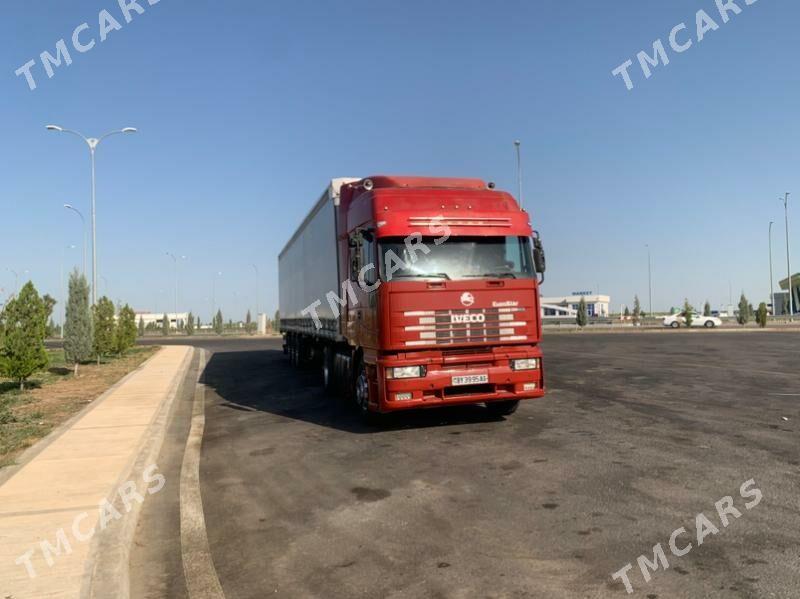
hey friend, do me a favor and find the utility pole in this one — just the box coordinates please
[782,193,794,318]
[769,221,775,314]
[514,140,523,210]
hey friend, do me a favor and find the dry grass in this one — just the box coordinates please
[0,346,159,468]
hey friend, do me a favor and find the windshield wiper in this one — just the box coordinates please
[464,272,517,279]
[391,272,451,280]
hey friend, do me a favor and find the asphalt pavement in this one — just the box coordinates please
[134,332,800,598]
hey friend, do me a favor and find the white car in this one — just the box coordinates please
[663,312,722,328]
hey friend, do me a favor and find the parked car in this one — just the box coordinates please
[663,312,722,328]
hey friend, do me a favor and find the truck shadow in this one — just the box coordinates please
[200,349,509,434]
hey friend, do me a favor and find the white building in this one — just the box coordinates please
[135,311,190,330]
[541,294,611,319]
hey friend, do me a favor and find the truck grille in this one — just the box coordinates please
[402,307,528,347]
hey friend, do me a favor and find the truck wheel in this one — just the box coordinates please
[704,320,715,328]
[322,347,335,393]
[355,364,370,414]
[485,400,520,417]
[670,321,680,329]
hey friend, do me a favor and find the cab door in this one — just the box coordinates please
[346,227,379,349]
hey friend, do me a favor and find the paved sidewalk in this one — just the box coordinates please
[0,345,193,599]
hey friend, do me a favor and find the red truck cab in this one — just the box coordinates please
[280,175,546,419]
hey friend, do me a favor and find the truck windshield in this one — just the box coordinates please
[379,236,535,281]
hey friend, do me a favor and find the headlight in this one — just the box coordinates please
[386,365,426,379]
[511,358,539,371]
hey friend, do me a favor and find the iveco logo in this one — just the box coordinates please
[460,292,475,307]
[451,313,485,324]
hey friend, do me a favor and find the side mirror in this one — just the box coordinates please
[532,232,546,276]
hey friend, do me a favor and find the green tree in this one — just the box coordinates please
[273,310,280,332]
[162,313,170,336]
[737,293,750,325]
[214,309,224,335]
[93,297,116,363]
[576,297,588,328]
[0,282,49,390]
[115,305,137,354]
[64,270,92,376]
[46,318,59,338]
[186,312,195,336]
[756,302,768,328]
[703,301,711,317]
[138,316,145,337]
[632,295,641,325]
[245,309,253,334]
[623,306,631,318]
[683,299,694,328]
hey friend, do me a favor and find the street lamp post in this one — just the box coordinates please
[782,193,794,318]
[251,263,259,320]
[166,253,187,331]
[212,271,222,322]
[47,124,137,305]
[769,221,775,314]
[514,140,523,210]
[646,244,653,319]
[64,204,87,276]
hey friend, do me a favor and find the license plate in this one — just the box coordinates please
[451,374,489,386]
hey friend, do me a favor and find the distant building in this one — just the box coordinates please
[134,311,189,330]
[774,274,800,315]
[541,294,611,319]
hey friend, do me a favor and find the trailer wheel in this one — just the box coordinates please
[322,346,335,393]
[485,400,520,417]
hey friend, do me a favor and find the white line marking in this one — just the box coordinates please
[180,349,226,598]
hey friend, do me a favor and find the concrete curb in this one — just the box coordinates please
[180,349,226,598]
[0,347,164,488]
[80,346,196,599]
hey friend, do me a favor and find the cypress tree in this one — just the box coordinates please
[756,302,768,328]
[186,312,195,336]
[632,295,641,325]
[576,297,588,328]
[703,301,712,317]
[737,294,750,325]
[64,270,92,375]
[93,297,116,363]
[683,299,694,327]
[115,304,137,354]
[138,316,145,337]
[0,282,48,390]
[214,309,224,335]
[162,313,170,336]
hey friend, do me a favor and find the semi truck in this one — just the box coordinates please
[278,176,546,418]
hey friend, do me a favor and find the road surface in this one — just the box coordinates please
[132,332,800,598]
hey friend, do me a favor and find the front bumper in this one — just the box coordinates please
[377,346,545,412]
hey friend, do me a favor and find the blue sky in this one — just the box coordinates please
[1,0,798,320]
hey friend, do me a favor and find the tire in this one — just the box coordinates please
[704,320,715,328]
[354,362,378,422]
[485,400,520,417]
[670,321,680,329]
